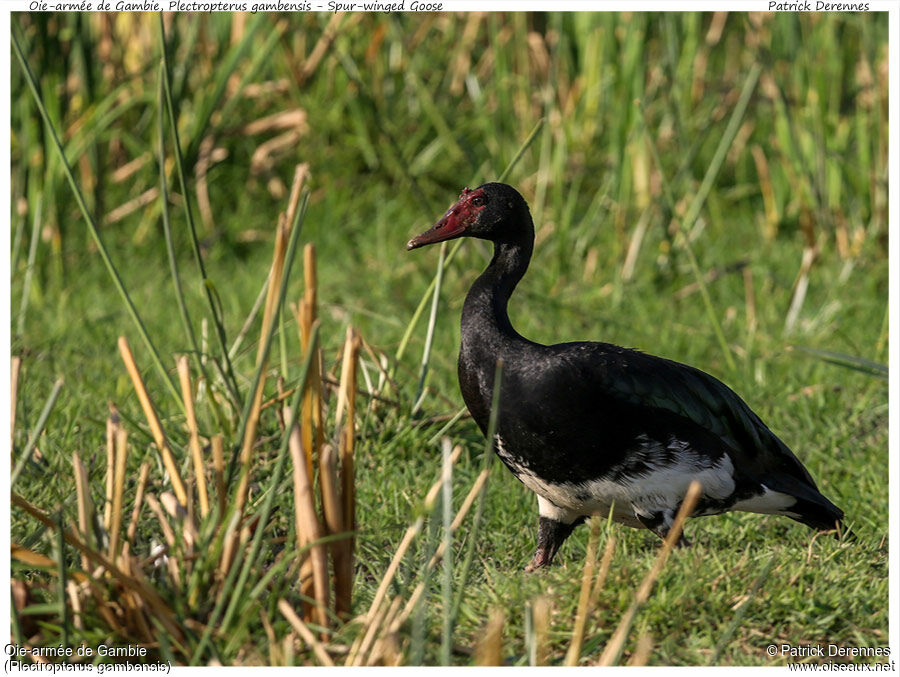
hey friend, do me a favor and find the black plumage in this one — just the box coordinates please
[407,182,845,571]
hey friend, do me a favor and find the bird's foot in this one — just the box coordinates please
[673,533,692,548]
[525,514,583,572]
[637,509,692,546]
[524,547,552,573]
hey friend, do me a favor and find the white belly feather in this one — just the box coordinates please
[495,435,745,526]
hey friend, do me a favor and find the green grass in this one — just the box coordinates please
[10,10,889,666]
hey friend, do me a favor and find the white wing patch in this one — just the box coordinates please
[495,434,738,527]
[730,484,798,515]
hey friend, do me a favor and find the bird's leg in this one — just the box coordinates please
[636,509,692,547]
[525,497,584,572]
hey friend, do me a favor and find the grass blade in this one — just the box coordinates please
[15,194,41,338]
[219,325,320,634]
[12,27,182,409]
[159,14,241,399]
[448,358,503,624]
[10,357,21,451]
[599,480,703,666]
[789,345,888,379]
[118,336,189,507]
[158,66,235,421]
[710,552,777,664]
[675,65,761,373]
[440,437,454,665]
[10,377,63,487]
[564,517,601,666]
[228,190,309,480]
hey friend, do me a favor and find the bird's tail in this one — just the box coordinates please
[767,474,851,540]
[785,490,853,540]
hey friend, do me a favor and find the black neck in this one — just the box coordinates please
[462,233,534,341]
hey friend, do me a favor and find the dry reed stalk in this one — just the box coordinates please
[11,356,21,451]
[282,633,296,666]
[296,12,345,86]
[277,599,335,666]
[104,411,118,530]
[217,510,242,584]
[117,337,188,506]
[583,246,599,282]
[564,517,602,666]
[743,265,758,337]
[334,326,359,431]
[11,492,182,639]
[177,356,210,518]
[83,576,125,635]
[242,79,291,99]
[785,244,818,332]
[110,152,150,183]
[785,209,819,332]
[72,451,94,571]
[350,591,392,666]
[706,11,728,43]
[302,243,317,312]
[104,186,160,225]
[385,466,489,640]
[335,325,360,619]
[378,634,403,667]
[359,335,400,400]
[319,443,343,539]
[671,264,726,301]
[353,450,477,666]
[127,594,155,643]
[318,442,349,625]
[195,136,228,234]
[211,434,226,518]
[598,480,703,666]
[243,109,308,137]
[259,608,280,665]
[125,463,150,544]
[475,608,506,666]
[531,596,550,666]
[66,580,84,630]
[121,553,160,641]
[235,212,289,516]
[751,144,779,240]
[590,533,618,599]
[349,445,462,665]
[449,12,484,94]
[144,495,176,550]
[11,543,71,570]
[160,490,197,551]
[117,541,132,574]
[285,163,309,228]
[286,406,330,630]
[621,208,652,281]
[107,428,129,561]
[299,241,322,481]
[626,633,654,666]
[251,130,306,176]
[261,387,297,411]
[296,299,317,480]
[366,595,404,666]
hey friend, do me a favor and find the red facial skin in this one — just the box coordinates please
[407,187,487,250]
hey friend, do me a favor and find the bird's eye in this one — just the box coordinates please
[472,195,485,207]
